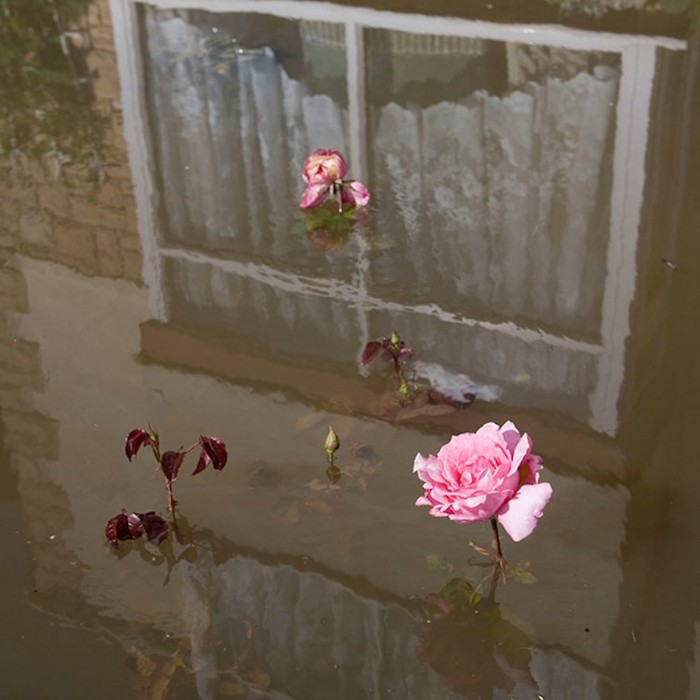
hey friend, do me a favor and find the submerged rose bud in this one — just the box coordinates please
[324,426,340,462]
[303,149,347,185]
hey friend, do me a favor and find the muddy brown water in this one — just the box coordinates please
[1,0,699,698]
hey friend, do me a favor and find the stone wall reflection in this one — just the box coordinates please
[0,0,141,282]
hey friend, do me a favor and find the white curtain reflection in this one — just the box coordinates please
[370,66,618,338]
[144,14,348,255]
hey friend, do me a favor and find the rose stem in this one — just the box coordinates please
[336,183,343,213]
[490,517,504,559]
[488,564,500,600]
[490,516,507,583]
[490,518,506,585]
[166,480,176,516]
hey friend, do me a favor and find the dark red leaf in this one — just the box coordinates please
[360,341,382,367]
[125,429,153,462]
[193,436,228,475]
[105,510,143,548]
[161,451,186,482]
[192,450,210,476]
[135,512,169,545]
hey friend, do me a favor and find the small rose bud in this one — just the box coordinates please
[324,426,340,461]
[399,379,411,397]
[390,330,401,348]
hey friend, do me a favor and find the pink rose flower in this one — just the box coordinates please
[414,421,553,542]
[299,149,371,210]
[302,149,347,185]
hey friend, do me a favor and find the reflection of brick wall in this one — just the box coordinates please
[0,259,59,461]
[0,0,141,283]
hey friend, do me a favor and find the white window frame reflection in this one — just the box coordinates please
[110,0,686,435]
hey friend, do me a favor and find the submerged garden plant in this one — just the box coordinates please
[105,427,228,548]
[414,421,553,571]
[361,330,414,397]
[125,427,228,514]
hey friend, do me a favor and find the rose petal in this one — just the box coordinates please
[521,454,543,485]
[508,432,532,476]
[475,422,501,437]
[498,421,521,453]
[413,453,430,474]
[341,180,371,207]
[496,483,553,542]
[300,183,331,209]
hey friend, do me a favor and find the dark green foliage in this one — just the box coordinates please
[0,0,106,165]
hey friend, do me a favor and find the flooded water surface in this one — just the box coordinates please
[1,0,699,698]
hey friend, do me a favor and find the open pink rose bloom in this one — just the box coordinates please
[300,148,371,209]
[414,421,553,542]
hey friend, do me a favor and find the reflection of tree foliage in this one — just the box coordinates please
[545,0,700,28]
[650,0,700,28]
[0,0,106,172]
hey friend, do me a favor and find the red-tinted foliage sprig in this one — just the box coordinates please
[105,509,169,548]
[124,427,228,515]
[360,331,414,396]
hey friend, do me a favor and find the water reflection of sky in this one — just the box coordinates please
[2,1,699,699]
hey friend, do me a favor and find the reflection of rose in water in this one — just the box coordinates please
[301,203,369,252]
[417,578,538,699]
[306,226,351,252]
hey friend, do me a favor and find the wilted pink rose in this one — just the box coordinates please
[302,149,347,185]
[300,149,371,210]
[414,421,552,542]
[341,180,371,207]
[300,182,331,209]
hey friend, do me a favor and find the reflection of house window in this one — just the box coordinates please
[367,29,620,341]
[114,0,686,433]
